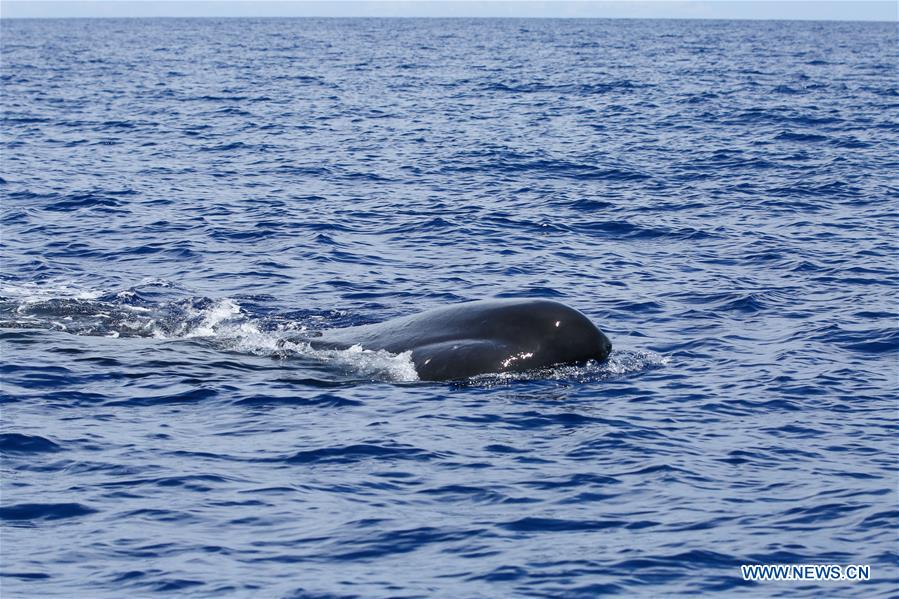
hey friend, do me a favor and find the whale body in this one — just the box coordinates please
[311,299,612,381]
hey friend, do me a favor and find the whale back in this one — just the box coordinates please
[315,299,612,381]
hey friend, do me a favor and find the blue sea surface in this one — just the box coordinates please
[1,17,897,597]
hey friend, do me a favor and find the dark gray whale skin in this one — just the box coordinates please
[311,299,612,381]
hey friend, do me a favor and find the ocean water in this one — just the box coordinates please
[1,17,897,597]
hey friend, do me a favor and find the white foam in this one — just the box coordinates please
[1,280,102,302]
[182,298,242,338]
[147,298,420,382]
[228,331,419,383]
[603,350,671,375]
[468,349,669,385]
[321,344,420,382]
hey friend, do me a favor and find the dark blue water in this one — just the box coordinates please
[1,17,897,597]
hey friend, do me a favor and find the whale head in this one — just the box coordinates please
[523,299,612,365]
[478,299,612,372]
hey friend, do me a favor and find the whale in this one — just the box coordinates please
[308,298,612,381]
